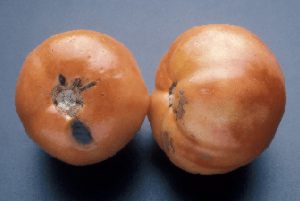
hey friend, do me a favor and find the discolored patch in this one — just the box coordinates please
[162,131,175,154]
[51,74,97,118]
[173,90,187,120]
[199,152,213,161]
[71,120,93,144]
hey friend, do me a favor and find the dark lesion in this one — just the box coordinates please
[169,81,177,96]
[168,81,187,119]
[72,78,82,89]
[51,74,97,117]
[162,131,175,154]
[71,119,93,144]
[80,81,97,92]
[51,74,97,145]
[173,90,187,120]
[58,74,66,86]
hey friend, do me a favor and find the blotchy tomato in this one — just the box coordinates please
[16,30,149,165]
[149,24,285,174]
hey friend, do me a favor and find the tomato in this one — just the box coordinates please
[16,30,149,165]
[149,24,285,174]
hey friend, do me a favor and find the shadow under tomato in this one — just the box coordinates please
[150,140,254,201]
[38,136,140,201]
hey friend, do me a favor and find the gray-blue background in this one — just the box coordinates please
[0,1,299,200]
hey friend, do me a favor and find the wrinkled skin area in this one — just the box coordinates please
[16,30,149,165]
[149,24,285,175]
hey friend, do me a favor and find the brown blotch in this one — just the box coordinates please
[162,131,175,154]
[173,90,187,120]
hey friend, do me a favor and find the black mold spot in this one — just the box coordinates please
[71,120,93,144]
[58,74,66,86]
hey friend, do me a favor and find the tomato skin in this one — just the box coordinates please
[149,24,285,175]
[16,30,149,165]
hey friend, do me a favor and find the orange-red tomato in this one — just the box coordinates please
[16,30,149,165]
[149,24,286,174]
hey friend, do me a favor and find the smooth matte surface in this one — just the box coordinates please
[0,1,299,201]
